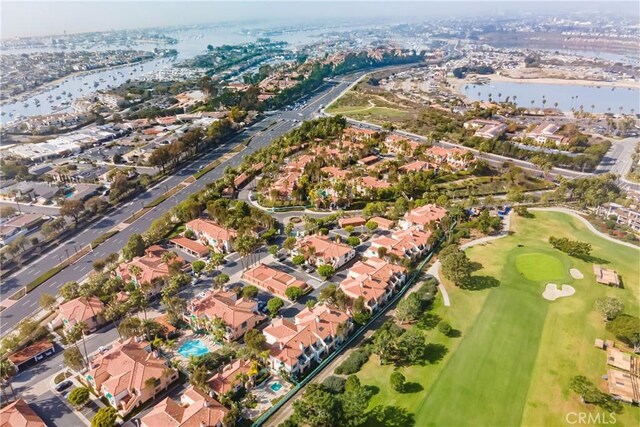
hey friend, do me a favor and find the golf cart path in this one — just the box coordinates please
[430,213,512,307]
[530,207,640,250]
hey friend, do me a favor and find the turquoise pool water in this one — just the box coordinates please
[178,339,209,357]
[270,382,283,392]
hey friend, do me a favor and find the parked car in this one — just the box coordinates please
[54,380,72,392]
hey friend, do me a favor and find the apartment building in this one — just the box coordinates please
[186,218,237,253]
[293,235,356,269]
[339,257,406,312]
[186,290,265,342]
[86,338,179,417]
[242,264,310,300]
[399,204,448,231]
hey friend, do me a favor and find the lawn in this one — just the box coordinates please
[356,211,639,427]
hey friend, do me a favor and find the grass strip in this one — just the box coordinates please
[144,185,185,208]
[91,230,119,249]
[25,264,66,292]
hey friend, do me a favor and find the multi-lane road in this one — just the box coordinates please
[0,73,364,335]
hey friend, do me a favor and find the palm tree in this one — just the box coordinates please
[0,360,17,403]
[67,322,90,368]
[104,301,124,340]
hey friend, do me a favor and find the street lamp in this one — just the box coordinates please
[64,248,70,260]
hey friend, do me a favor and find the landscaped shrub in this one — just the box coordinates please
[322,375,346,394]
[335,348,370,375]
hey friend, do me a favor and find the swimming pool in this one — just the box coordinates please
[270,382,283,392]
[178,339,209,358]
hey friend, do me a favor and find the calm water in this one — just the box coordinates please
[461,80,640,114]
[0,25,331,124]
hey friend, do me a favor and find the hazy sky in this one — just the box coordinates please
[1,1,636,39]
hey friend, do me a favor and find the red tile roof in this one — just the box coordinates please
[0,399,46,427]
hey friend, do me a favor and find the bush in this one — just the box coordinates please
[292,255,306,266]
[92,407,118,427]
[322,375,346,394]
[68,387,90,408]
[335,348,370,375]
[54,371,70,384]
[390,371,406,392]
[438,321,452,336]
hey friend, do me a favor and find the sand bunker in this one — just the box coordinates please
[569,268,584,279]
[542,283,576,301]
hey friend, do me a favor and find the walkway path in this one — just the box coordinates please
[530,207,639,250]
[431,213,513,307]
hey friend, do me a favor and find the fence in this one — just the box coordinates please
[252,230,448,426]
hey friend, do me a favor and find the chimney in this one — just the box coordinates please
[204,400,211,408]
[279,342,284,351]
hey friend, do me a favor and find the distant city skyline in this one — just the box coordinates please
[1,1,637,39]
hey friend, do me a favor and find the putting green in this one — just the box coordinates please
[514,252,567,282]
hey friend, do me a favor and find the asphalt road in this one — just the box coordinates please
[0,73,365,335]
[11,325,120,427]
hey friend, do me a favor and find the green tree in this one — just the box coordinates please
[606,315,640,352]
[39,293,57,311]
[438,321,452,336]
[240,285,258,300]
[365,220,378,232]
[60,199,84,229]
[283,236,297,254]
[292,384,341,427]
[395,293,422,324]
[371,320,404,365]
[60,281,80,301]
[292,255,306,266]
[352,296,370,325]
[390,371,406,392]
[63,347,85,371]
[91,407,118,427]
[192,260,206,275]
[268,244,279,256]
[317,264,335,279]
[122,233,146,261]
[267,297,284,317]
[0,360,17,401]
[595,297,624,321]
[68,387,90,408]
[214,273,230,289]
[345,236,360,247]
[396,328,428,364]
[285,286,304,301]
[244,329,267,352]
[440,246,474,287]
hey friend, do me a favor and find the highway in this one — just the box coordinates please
[0,72,364,335]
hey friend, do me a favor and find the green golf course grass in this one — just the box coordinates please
[356,210,639,427]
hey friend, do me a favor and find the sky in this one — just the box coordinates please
[1,1,636,39]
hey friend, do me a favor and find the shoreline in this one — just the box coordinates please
[0,56,157,108]
[450,73,640,93]
[488,73,640,89]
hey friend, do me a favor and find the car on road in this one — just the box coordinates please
[304,265,316,273]
[54,380,72,392]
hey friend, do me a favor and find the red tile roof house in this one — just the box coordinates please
[368,216,395,231]
[242,264,310,300]
[399,160,434,174]
[86,338,179,417]
[169,235,209,259]
[140,385,228,427]
[399,204,448,231]
[263,304,352,375]
[338,216,367,228]
[367,227,432,260]
[207,359,256,398]
[0,399,46,427]
[340,257,406,312]
[292,235,356,270]
[116,246,188,296]
[58,296,105,333]
[186,290,265,342]
[186,218,237,254]
[425,146,473,170]
[355,176,392,195]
